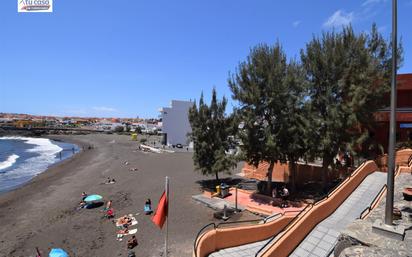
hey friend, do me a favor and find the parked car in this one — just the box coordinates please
[176,143,183,148]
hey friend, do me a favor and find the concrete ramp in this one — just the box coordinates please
[289,171,386,257]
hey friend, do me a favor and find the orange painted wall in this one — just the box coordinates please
[194,212,297,257]
[243,162,324,187]
[375,148,412,172]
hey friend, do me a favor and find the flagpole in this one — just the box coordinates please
[165,176,169,257]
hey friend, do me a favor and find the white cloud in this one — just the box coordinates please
[292,20,301,28]
[323,10,354,28]
[92,106,117,112]
[362,0,386,7]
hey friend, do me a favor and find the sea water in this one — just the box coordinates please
[0,137,79,193]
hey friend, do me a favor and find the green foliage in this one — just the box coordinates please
[229,42,308,192]
[301,24,402,182]
[188,89,237,181]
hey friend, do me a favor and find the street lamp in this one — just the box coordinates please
[384,0,397,226]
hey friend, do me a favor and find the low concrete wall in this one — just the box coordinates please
[243,162,323,187]
[260,161,378,257]
[375,148,412,172]
[194,212,297,257]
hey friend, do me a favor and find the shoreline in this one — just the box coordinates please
[0,136,81,195]
[0,134,252,257]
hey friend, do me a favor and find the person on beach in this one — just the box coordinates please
[105,208,114,219]
[127,235,138,249]
[35,247,41,257]
[105,200,112,210]
[144,199,152,215]
[118,227,129,235]
[77,192,88,209]
[117,215,133,227]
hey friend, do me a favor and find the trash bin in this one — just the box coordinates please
[221,185,229,198]
[215,185,221,195]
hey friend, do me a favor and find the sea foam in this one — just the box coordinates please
[0,137,63,179]
[0,154,20,170]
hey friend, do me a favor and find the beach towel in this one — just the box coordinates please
[116,228,138,240]
[119,228,137,235]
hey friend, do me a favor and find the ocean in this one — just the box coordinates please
[0,137,79,194]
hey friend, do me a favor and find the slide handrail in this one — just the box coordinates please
[194,223,216,257]
[359,184,387,219]
[359,165,403,219]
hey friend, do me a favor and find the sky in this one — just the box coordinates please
[1,0,411,118]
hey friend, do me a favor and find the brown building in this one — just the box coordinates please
[374,73,412,149]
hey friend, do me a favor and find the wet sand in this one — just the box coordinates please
[0,134,253,257]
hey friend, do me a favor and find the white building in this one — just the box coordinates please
[160,100,193,146]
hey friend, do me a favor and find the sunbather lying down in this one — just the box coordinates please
[129,168,138,171]
[115,215,137,227]
[118,228,129,235]
[117,215,132,224]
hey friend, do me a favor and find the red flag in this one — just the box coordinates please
[152,191,168,229]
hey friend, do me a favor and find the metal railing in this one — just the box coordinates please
[193,223,216,257]
[359,184,387,219]
[193,212,287,257]
[408,154,412,167]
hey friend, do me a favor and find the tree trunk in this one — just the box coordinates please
[267,161,275,195]
[289,161,297,193]
[215,171,219,184]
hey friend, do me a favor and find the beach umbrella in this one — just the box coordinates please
[49,248,69,257]
[84,194,103,202]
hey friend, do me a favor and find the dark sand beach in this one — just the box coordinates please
[0,134,253,257]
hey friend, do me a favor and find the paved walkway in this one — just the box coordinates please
[225,188,305,215]
[290,171,386,257]
[208,171,386,257]
[193,188,305,217]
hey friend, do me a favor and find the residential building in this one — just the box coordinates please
[159,100,193,146]
[374,73,412,149]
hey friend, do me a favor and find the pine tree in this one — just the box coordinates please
[301,25,402,188]
[188,89,237,183]
[229,43,308,194]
